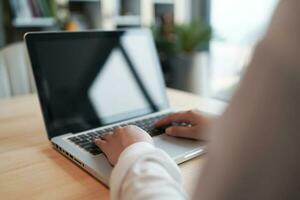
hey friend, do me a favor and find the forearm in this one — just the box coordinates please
[110,142,187,200]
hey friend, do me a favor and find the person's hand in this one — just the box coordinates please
[94,125,153,166]
[155,110,210,140]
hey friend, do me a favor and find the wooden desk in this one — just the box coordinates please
[0,89,225,200]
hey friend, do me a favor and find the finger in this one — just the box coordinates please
[95,139,112,163]
[101,132,114,141]
[94,138,107,150]
[165,126,196,138]
[155,112,194,127]
[114,126,124,132]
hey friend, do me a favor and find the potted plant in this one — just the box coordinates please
[153,14,212,93]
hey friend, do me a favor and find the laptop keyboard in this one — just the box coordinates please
[67,113,170,155]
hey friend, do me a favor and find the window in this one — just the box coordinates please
[209,0,279,101]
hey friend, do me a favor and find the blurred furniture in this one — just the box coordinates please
[0,89,225,200]
[0,42,35,98]
[3,0,59,47]
[67,0,192,30]
[2,0,199,45]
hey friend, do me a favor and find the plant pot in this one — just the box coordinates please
[169,52,209,96]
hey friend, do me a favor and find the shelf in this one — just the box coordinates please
[69,0,100,2]
[115,15,141,26]
[12,17,56,28]
[153,0,174,4]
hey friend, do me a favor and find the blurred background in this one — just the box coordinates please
[0,0,279,101]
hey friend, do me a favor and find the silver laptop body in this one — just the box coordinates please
[25,29,205,186]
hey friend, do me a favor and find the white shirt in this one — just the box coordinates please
[110,142,186,200]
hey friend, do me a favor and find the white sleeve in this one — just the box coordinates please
[110,142,187,200]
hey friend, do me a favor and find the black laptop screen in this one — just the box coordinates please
[26,30,169,139]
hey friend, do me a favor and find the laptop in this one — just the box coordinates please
[25,29,205,186]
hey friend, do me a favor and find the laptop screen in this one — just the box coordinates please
[26,29,169,139]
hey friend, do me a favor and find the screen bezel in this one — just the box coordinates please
[25,29,170,139]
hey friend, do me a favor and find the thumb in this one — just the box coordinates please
[165,126,195,138]
[95,138,107,150]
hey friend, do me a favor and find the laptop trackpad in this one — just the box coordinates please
[153,134,205,163]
